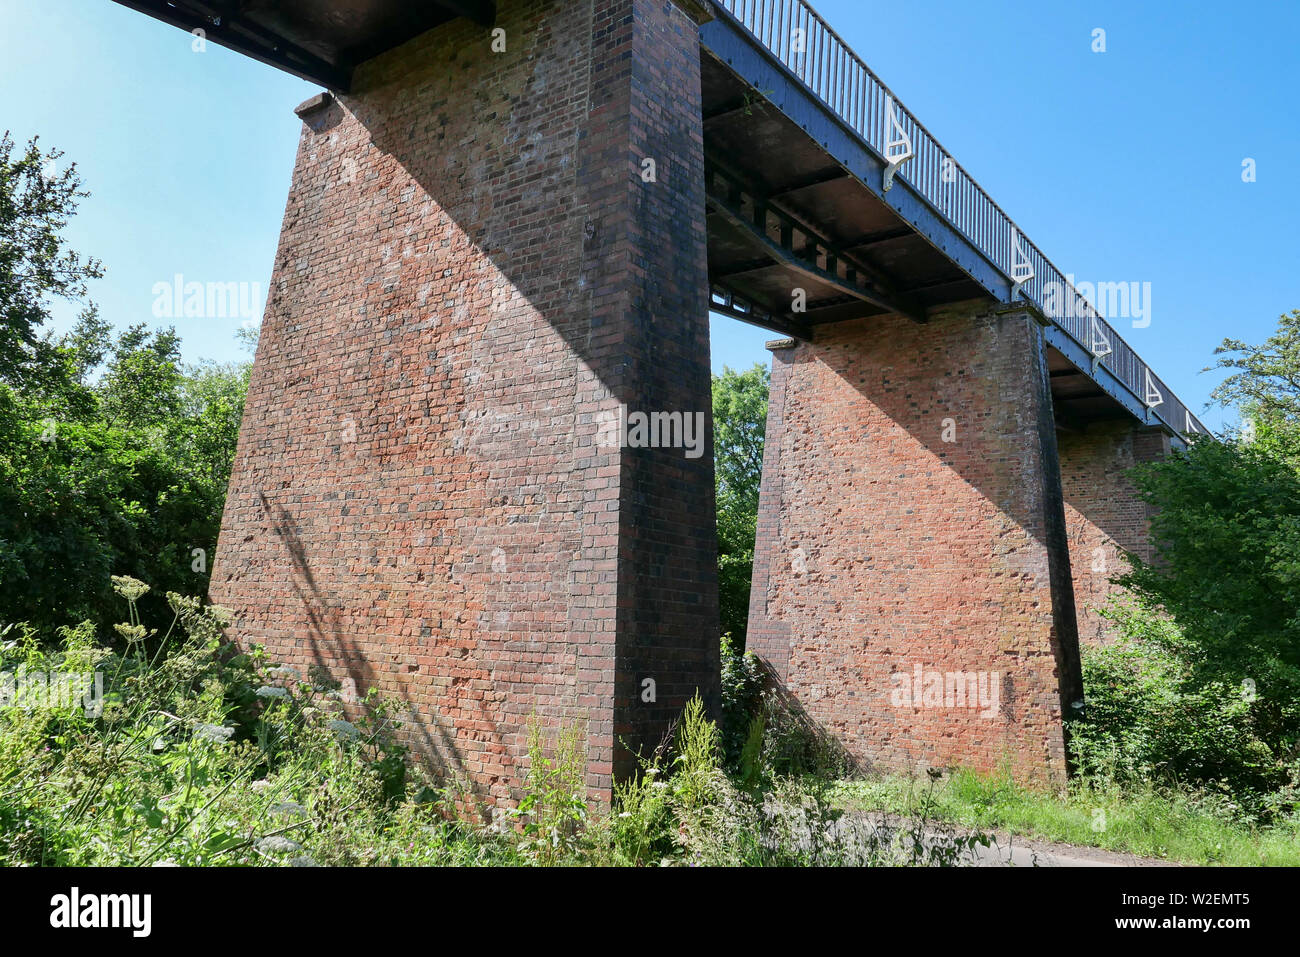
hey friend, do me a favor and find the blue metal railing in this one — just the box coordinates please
[711,0,1208,439]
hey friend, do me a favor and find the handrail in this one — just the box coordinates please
[711,0,1208,439]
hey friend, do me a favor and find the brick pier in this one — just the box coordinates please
[211,0,719,806]
[746,303,1083,783]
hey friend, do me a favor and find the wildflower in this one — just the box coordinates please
[255,686,289,699]
[289,855,319,867]
[250,780,273,793]
[269,801,307,819]
[113,623,148,644]
[194,723,235,744]
[265,665,301,681]
[207,604,234,624]
[327,719,360,742]
[254,835,302,855]
[111,576,150,602]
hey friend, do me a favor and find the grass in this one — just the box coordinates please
[831,769,1300,866]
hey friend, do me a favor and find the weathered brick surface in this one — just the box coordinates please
[747,303,1081,784]
[211,0,718,807]
[1057,421,1170,644]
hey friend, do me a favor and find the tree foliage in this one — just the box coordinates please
[1072,309,1300,817]
[712,364,768,643]
[0,133,250,637]
[1210,308,1300,429]
[0,133,102,390]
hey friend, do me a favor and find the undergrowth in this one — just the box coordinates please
[2,596,992,867]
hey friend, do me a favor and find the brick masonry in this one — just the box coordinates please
[747,303,1082,784]
[210,0,719,807]
[1057,421,1170,644]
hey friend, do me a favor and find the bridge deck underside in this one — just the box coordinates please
[111,0,492,90]
[1047,349,1137,430]
[700,49,1133,433]
[701,51,985,336]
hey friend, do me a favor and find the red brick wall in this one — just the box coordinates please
[747,303,1081,783]
[210,0,718,807]
[1057,422,1170,644]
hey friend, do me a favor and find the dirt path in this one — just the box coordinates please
[845,810,1178,867]
[972,831,1176,867]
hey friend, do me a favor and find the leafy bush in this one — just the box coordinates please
[1098,311,1300,822]
[606,691,957,866]
[1068,596,1299,822]
[719,633,856,786]
[609,764,676,865]
[0,134,250,639]
[719,633,764,768]
[0,384,229,636]
[1122,437,1300,707]
[3,590,981,868]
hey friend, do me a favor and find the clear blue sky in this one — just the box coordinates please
[2,0,1297,432]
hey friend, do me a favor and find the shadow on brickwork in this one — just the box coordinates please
[213,0,721,808]
[335,3,719,789]
[754,658,862,780]
[257,492,493,810]
[749,309,1084,780]
[1054,420,1163,645]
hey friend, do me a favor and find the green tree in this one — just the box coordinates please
[0,133,102,390]
[0,134,250,638]
[99,323,184,429]
[1076,309,1300,810]
[1211,309,1300,423]
[1118,440,1300,777]
[1127,309,1300,696]
[172,357,250,489]
[712,364,769,643]
[1210,308,1300,460]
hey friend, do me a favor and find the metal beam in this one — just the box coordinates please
[707,196,906,320]
[710,257,780,280]
[709,153,916,311]
[842,226,914,250]
[705,163,927,322]
[768,167,850,198]
[709,286,811,340]
[896,276,976,296]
